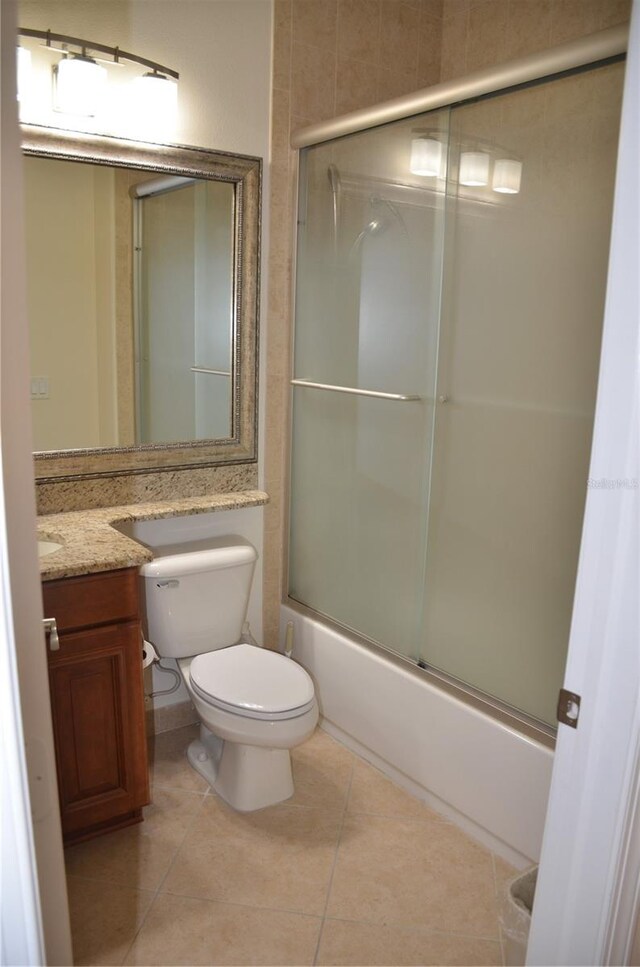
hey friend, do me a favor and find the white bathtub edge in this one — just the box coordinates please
[319,717,531,870]
[282,603,554,864]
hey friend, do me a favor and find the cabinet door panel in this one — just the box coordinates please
[55,656,123,801]
[48,619,149,840]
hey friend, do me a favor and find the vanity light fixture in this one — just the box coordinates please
[53,54,107,116]
[459,150,490,187]
[17,27,179,123]
[409,130,522,196]
[131,71,178,133]
[492,158,523,194]
[410,136,444,177]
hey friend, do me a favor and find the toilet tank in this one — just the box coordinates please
[139,537,257,659]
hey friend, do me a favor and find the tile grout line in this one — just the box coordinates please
[118,785,210,966]
[491,850,508,966]
[153,785,212,894]
[342,807,454,825]
[156,886,325,921]
[324,916,500,945]
[312,756,356,966]
[321,911,507,946]
[145,892,328,924]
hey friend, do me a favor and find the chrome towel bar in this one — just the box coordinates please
[191,367,231,377]
[291,378,422,402]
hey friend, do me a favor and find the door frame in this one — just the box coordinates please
[527,1,640,961]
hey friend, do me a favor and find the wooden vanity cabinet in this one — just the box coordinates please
[42,568,150,844]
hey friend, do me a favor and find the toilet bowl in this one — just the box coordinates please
[180,644,318,810]
[139,537,318,812]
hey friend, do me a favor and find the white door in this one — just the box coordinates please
[0,4,72,962]
[527,3,640,963]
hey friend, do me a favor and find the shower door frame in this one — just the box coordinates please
[283,23,629,744]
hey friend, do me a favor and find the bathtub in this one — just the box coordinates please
[281,603,554,867]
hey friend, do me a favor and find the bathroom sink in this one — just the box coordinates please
[37,539,63,558]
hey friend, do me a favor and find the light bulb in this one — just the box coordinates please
[459,151,490,187]
[16,45,32,102]
[410,137,443,177]
[492,158,522,194]
[131,72,178,138]
[53,55,107,116]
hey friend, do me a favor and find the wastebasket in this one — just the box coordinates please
[500,866,538,966]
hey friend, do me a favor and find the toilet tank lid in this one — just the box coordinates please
[140,540,256,579]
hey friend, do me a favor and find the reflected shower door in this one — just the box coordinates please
[289,112,449,660]
[136,180,234,444]
[420,63,625,726]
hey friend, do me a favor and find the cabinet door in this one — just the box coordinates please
[48,620,149,842]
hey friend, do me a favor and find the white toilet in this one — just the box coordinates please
[139,536,318,812]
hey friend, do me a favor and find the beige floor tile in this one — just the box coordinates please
[317,918,503,966]
[163,796,342,915]
[327,813,499,938]
[290,728,354,814]
[66,875,154,966]
[124,892,322,966]
[65,787,206,891]
[347,760,442,822]
[148,722,209,793]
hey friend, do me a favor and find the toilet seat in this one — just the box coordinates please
[189,643,316,722]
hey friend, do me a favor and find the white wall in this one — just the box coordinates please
[1,3,72,961]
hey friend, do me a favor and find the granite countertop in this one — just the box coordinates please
[37,490,269,582]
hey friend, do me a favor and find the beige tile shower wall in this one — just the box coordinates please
[440,0,630,81]
[263,0,445,646]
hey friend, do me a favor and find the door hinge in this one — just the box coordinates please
[557,688,581,728]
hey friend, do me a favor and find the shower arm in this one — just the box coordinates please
[291,378,422,402]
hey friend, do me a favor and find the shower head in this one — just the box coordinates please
[349,195,407,256]
[350,219,383,257]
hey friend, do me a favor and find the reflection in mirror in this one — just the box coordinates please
[22,125,260,481]
[24,157,235,451]
[137,176,233,445]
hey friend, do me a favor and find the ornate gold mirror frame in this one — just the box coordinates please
[23,125,261,482]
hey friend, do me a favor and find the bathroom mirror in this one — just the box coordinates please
[22,125,260,480]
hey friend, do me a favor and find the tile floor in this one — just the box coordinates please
[65,725,516,966]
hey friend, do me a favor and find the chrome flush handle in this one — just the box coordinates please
[43,617,59,651]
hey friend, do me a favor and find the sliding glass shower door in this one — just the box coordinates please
[135,180,234,444]
[289,110,449,661]
[289,59,625,728]
[421,63,624,725]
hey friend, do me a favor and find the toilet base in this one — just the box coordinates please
[187,725,295,812]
